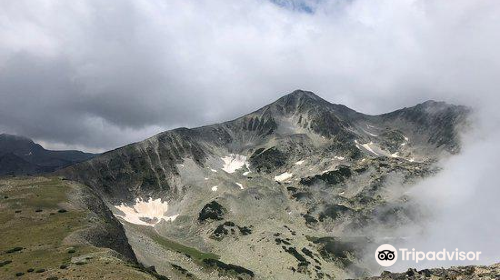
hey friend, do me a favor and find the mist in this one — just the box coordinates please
[392,108,500,270]
[357,104,500,273]
[0,0,499,273]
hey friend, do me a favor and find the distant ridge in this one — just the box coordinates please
[0,133,97,175]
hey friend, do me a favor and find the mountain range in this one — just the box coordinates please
[0,134,97,175]
[58,90,469,279]
[0,90,475,279]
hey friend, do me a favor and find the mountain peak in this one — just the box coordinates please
[270,90,330,113]
[279,89,324,102]
[0,133,35,144]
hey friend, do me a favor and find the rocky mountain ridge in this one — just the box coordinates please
[0,134,97,175]
[57,90,471,279]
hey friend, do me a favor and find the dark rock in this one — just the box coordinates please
[202,258,254,278]
[198,201,226,222]
[318,204,351,221]
[300,165,352,186]
[249,147,287,173]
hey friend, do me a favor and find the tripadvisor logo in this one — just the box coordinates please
[375,244,482,267]
[375,244,398,267]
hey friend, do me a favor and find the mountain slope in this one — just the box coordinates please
[0,177,166,280]
[59,90,470,279]
[0,134,97,175]
[61,90,468,202]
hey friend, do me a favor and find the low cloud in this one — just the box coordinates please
[358,109,500,273]
[1,0,499,151]
[0,0,499,272]
[393,111,500,270]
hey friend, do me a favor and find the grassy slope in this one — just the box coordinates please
[0,177,159,280]
[129,223,220,262]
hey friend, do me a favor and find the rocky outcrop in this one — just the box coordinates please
[66,181,138,262]
[355,263,500,280]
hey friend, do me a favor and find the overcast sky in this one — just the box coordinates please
[1,0,499,152]
[1,0,499,270]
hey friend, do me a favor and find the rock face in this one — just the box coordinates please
[59,90,471,279]
[60,90,468,202]
[0,134,97,175]
[198,201,226,222]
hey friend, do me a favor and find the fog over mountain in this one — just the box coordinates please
[392,116,500,271]
[0,0,499,277]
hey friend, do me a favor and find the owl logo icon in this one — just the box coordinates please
[375,244,398,266]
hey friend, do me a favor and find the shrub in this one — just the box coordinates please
[6,247,23,253]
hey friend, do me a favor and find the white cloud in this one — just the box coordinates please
[0,0,499,271]
[1,0,499,150]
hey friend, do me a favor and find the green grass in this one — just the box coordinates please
[0,177,158,280]
[130,223,220,261]
[0,178,83,273]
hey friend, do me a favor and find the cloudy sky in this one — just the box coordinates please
[1,0,499,152]
[1,0,499,270]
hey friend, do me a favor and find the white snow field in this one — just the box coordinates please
[221,154,248,173]
[115,198,177,226]
[211,186,218,191]
[274,172,293,182]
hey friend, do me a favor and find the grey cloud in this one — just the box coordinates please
[2,0,499,151]
[1,0,499,270]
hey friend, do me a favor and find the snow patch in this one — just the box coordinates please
[361,129,378,137]
[211,186,218,192]
[334,156,345,160]
[210,168,217,173]
[274,172,293,182]
[362,142,379,156]
[115,198,176,226]
[295,160,305,165]
[355,140,380,156]
[243,171,250,176]
[221,154,248,173]
[236,183,244,189]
